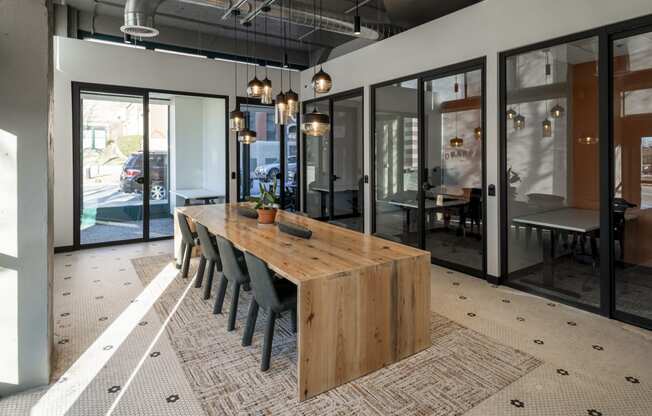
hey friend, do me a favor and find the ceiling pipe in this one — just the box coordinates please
[120,0,166,37]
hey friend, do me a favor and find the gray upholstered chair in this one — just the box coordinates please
[213,235,251,331]
[242,252,297,372]
[195,223,222,300]
[177,212,198,278]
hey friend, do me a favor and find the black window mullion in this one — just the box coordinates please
[417,77,426,250]
[328,99,335,220]
[143,91,151,241]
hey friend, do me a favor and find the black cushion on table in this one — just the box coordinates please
[238,207,259,219]
[278,222,312,239]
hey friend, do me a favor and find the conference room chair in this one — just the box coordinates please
[213,235,251,331]
[195,223,223,300]
[177,212,199,278]
[242,252,297,372]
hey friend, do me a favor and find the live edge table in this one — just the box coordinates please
[176,203,431,401]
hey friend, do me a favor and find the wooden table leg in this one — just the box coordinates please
[297,254,431,401]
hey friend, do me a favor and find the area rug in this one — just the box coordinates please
[132,255,542,416]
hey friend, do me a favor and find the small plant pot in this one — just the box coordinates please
[257,208,277,224]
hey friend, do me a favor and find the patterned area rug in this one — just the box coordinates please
[133,255,542,416]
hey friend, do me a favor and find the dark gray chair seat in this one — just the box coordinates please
[242,252,297,371]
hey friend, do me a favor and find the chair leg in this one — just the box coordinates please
[194,255,207,288]
[203,261,215,300]
[177,242,186,269]
[181,244,192,278]
[213,275,228,314]
[261,311,277,372]
[291,308,297,333]
[227,282,241,331]
[242,299,259,346]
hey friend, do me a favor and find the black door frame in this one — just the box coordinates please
[498,14,652,330]
[71,81,230,250]
[370,57,488,279]
[301,87,365,228]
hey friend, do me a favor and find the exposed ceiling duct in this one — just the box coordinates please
[120,0,166,37]
[382,0,483,28]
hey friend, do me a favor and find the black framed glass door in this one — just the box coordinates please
[302,89,364,231]
[372,59,487,276]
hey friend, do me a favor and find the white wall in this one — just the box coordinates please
[300,0,652,277]
[171,96,205,190]
[0,0,52,396]
[202,98,227,194]
[53,36,300,247]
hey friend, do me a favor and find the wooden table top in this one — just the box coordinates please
[177,203,429,284]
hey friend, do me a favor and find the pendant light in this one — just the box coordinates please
[285,0,299,117]
[474,127,482,140]
[578,136,599,145]
[506,108,517,119]
[275,0,288,125]
[229,10,245,132]
[353,0,361,35]
[513,56,525,129]
[542,52,553,138]
[310,0,333,94]
[260,6,273,104]
[548,50,565,119]
[246,14,263,99]
[449,75,464,148]
[240,21,257,144]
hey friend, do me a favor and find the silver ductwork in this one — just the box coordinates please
[121,0,167,37]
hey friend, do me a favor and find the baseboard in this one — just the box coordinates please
[54,245,75,253]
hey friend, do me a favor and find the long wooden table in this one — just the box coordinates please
[176,203,431,401]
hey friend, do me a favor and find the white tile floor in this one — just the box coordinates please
[1,241,651,416]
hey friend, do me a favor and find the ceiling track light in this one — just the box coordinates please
[353,0,361,35]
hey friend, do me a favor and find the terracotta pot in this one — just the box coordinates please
[257,208,277,224]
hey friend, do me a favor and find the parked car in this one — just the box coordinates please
[253,156,297,182]
[119,151,168,200]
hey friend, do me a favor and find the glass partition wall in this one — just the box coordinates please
[302,89,364,231]
[501,18,652,330]
[373,60,486,276]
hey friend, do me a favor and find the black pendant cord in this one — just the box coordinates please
[245,22,250,127]
[264,8,268,77]
[253,0,258,80]
[280,0,285,93]
[311,0,317,107]
[233,14,238,99]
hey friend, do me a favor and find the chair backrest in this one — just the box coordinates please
[195,223,221,265]
[177,212,195,245]
[215,235,249,284]
[243,252,281,311]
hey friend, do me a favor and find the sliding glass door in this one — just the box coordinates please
[74,84,228,248]
[612,29,652,325]
[303,89,364,231]
[422,68,484,273]
[372,61,486,275]
[79,90,146,245]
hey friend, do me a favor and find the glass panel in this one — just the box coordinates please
[613,32,652,322]
[506,37,601,308]
[304,100,331,219]
[81,92,144,245]
[374,79,419,246]
[148,97,172,238]
[283,114,299,211]
[331,95,364,231]
[423,69,483,271]
[240,103,279,200]
[168,94,227,208]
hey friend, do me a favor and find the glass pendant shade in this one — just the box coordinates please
[239,128,257,144]
[229,110,245,132]
[506,108,517,119]
[550,104,565,119]
[474,127,482,140]
[261,77,273,104]
[450,136,464,148]
[286,89,299,116]
[275,92,288,125]
[302,109,330,137]
[578,136,599,145]
[514,114,525,130]
[542,118,552,138]
[247,77,264,98]
[311,68,333,94]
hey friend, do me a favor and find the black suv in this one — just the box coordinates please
[119,151,168,200]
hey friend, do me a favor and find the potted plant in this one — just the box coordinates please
[251,178,280,224]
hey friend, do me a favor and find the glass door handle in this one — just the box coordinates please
[422,182,433,191]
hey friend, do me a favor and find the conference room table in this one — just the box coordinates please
[175,203,431,401]
[387,197,469,240]
[173,188,225,206]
